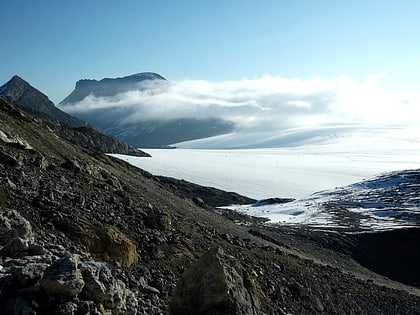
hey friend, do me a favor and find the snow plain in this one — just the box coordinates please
[112,124,420,229]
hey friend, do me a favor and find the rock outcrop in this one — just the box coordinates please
[171,247,261,315]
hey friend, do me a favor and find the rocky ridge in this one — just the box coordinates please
[1,96,420,314]
[0,77,149,157]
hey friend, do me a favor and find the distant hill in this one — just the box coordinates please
[0,75,149,156]
[60,73,234,148]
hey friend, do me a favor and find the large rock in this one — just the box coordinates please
[170,247,261,315]
[51,218,138,267]
[96,226,138,267]
[0,209,32,245]
[80,261,138,314]
[39,254,85,297]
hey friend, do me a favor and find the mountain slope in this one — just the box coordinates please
[1,96,420,314]
[0,76,149,156]
[60,73,234,148]
[0,75,84,127]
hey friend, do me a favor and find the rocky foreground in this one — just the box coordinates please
[0,96,420,314]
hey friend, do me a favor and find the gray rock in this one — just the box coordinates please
[80,261,138,315]
[145,212,171,230]
[0,237,29,258]
[170,247,261,315]
[309,295,324,312]
[39,254,84,297]
[0,209,33,245]
[0,151,21,168]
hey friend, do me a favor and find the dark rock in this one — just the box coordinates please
[0,209,33,245]
[145,212,171,230]
[0,237,29,258]
[80,261,138,314]
[39,254,85,297]
[170,247,261,315]
[0,151,21,169]
[61,159,81,174]
[252,197,295,207]
[309,295,324,312]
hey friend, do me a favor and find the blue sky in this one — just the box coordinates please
[1,1,419,103]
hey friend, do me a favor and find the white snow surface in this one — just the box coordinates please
[113,125,420,200]
[225,169,420,231]
[111,124,420,231]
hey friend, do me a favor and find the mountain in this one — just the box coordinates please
[1,96,419,314]
[60,73,234,148]
[0,75,84,127]
[0,76,149,156]
[61,72,167,104]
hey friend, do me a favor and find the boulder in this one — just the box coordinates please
[145,212,171,230]
[80,261,138,314]
[61,159,81,174]
[39,254,85,297]
[98,226,138,267]
[0,209,32,245]
[170,247,261,315]
[0,151,21,169]
[51,216,138,267]
[0,237,29,258]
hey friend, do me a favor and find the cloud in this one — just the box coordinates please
[62,73,420,131]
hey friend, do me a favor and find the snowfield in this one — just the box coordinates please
[112,124,420,230]
[224,169,420,231]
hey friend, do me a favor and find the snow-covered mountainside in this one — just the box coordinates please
[60,73,234,148]
[225,169,420,232]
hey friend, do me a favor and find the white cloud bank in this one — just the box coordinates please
[63,73,420,131]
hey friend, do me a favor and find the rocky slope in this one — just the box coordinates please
[0,76,149,157]
[1,96,420,314]
[0,75,84,128]
[59,73,234,148]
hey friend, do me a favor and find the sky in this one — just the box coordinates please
[1,0,419,105]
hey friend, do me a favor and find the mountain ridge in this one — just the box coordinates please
[0,75,85,128]
[0,75,149,156]
[61,72,167,105]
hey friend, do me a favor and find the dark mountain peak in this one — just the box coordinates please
[1,75,51,103]
[0,75,84,128]
[8,74,27,84]
[61,72,167,105]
